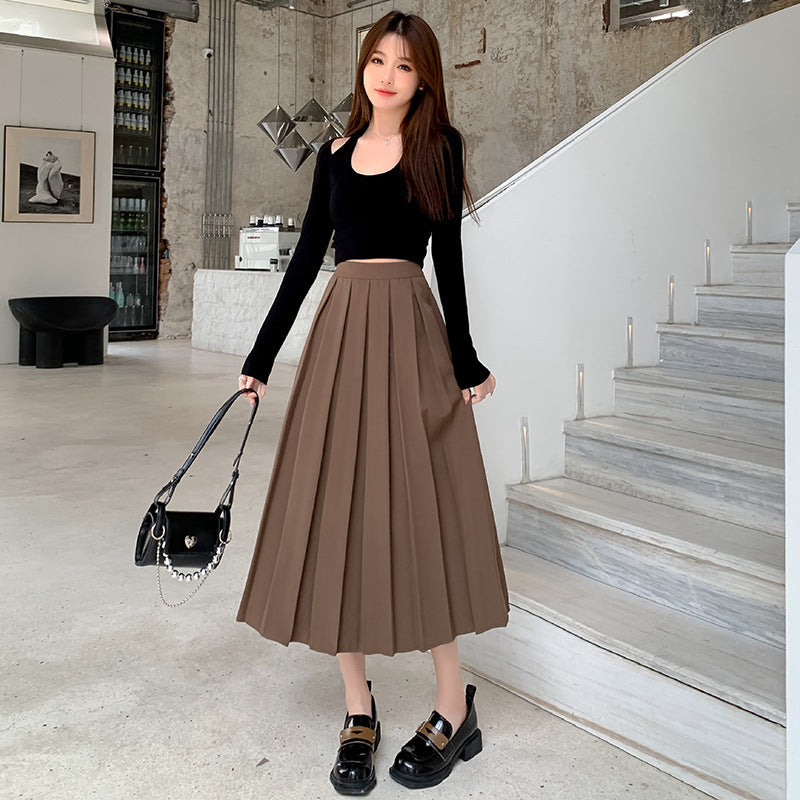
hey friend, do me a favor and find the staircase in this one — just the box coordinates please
[460,214,795,800]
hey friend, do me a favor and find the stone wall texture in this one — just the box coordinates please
[192,267,334,364]
[161,0,800,338]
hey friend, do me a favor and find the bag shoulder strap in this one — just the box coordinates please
[154,389,259,508]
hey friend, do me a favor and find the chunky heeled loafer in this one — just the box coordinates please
[330,679,381,795]
[388,683,482,789]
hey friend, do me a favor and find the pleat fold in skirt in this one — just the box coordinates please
[236,259,510,657]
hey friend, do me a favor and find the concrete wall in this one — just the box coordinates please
[160,0,799,337]
[0,40,115,365]
[161,3,323,337]
[159,14,208,338]
[454,4,800,538]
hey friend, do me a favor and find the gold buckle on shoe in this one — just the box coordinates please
[340,726,377,746]
[416,720,449,751]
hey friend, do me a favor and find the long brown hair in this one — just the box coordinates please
[344,12,478,224]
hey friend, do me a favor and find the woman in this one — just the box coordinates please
[237,11,509,795]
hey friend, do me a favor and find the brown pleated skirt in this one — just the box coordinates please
[236,259,509,657]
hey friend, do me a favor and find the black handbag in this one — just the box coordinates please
[135,388,259,606]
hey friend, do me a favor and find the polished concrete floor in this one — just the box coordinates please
[0,340,711,800]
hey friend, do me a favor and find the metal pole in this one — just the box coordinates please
[520,417,530,484]
[626,317,633,368]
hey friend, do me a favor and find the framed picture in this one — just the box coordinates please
[3,126,95,223]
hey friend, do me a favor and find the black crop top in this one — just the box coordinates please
[241,124,491,391]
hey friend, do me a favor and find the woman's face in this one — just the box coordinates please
[362,33,421,114]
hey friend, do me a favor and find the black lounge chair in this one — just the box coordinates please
[8,296,118,368]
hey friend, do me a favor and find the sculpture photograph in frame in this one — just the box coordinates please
[3,126,95,223]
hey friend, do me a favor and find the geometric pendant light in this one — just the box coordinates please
[329,13,356,134]
[292,98,328,148]
[257,6,295,146]
[275,8,312,170]
[274,129,314,172]
[329,93,352,134]
[293,97,328,123]
[309,123,339,152]
[292,13,328,149]
[258,104,295,144]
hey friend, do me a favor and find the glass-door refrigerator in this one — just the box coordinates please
[106,9,165,339]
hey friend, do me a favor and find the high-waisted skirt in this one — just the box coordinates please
[236,259,510,657]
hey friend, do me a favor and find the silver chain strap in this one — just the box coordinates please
[155,538,225,608]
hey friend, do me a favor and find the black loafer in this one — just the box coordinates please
[388,683,482,789]
[330,679,381,795]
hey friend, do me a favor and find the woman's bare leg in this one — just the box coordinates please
[336,652,373,716]
[430,638,468,730]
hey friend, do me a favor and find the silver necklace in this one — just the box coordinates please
[367,128,401,146]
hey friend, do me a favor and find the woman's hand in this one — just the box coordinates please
[239,374,266,407]
[462,373,495,405]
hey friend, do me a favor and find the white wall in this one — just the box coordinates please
[446,4,800,540]
[0,36,114,364]
[786,239,799,800]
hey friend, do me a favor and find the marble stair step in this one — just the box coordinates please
[695,284,784,331]
[613,366,784,448]
[459,547,786,799]
[563,416,784,534]
[730,242,792,286]
[506,477,784,646]
[499,546,784,722]
[658,322,784,381]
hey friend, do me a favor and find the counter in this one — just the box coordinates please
[191,267,335,368]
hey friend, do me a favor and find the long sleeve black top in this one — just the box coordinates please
[241,124,491,391]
